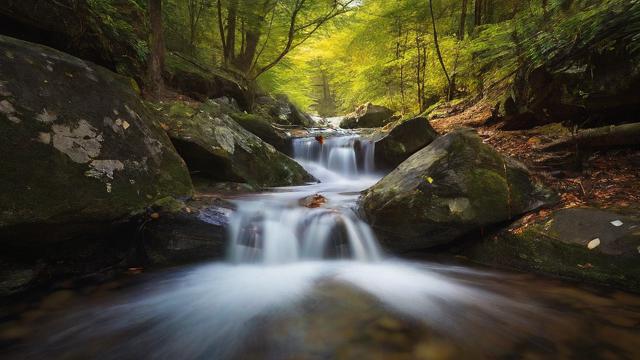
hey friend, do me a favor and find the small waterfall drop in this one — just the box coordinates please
[227,133,381,264]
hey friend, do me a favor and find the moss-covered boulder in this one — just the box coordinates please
[228,111,290,153]
[340,103,394,129]
[253,94,313,127]
[0,0,147,83]
[464,208,640,292]
[360,128,556,251]
[0,35,193,239]
[157,100,315,188]
[163,53,249,109]
[373,117,439,170]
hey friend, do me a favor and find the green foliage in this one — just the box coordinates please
[152,0,636,116]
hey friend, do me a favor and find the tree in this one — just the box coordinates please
[216,0,355,80]
[187,0,210,53]
[429,0,452,100]
[147,0,165,98]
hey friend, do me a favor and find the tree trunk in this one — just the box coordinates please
[429,0,452,101]
[147,0,165,98]
[474,0,483,26]
[541,123,640,151]
[235,30,261,73]
[224,0,238,65]
[459,0,469,40]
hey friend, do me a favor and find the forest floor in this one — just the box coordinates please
[430,101,640,224]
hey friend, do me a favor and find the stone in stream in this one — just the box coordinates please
[373,117,439,170]
[360,128,557,251]
[340,102,395,129]
[155,100,316,188]
[142,197,234,266]
[463,207,640,293]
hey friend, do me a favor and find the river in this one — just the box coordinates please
[2,131,640,359]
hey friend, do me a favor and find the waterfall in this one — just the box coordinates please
[291,135,376,178]
[227,133,382,264]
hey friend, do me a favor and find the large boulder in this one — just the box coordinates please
[340,103,394,129]
[463,208,640,292]
[501,1,640,130]
[0,35,193,239]
[360,128,556,251]
[157,100,315,188]
[163,53,249,109]
[253,94,313,127]
[227,111,290,154]
[373,117,439,170]
[0,0,147,83]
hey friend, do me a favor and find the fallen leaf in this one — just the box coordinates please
[610,220,623,227]
[150,212,160,220]
[314,135,324,144]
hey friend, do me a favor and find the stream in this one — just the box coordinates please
[2,131,640,359]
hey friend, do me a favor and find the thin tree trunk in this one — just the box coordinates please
[217,0,227,64]
[224,0,238,65]
[147,0,165,98]
[459,0,469,40]
[429,0,452,101]
[474,0,483,26]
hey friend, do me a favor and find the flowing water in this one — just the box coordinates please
[2,132,640,359]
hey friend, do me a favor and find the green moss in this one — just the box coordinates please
[467,224,640,293]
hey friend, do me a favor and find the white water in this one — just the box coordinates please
[23,132,548,359]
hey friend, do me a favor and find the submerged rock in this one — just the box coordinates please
[464,208,640,292]
[374,117,439,170]
[0,35,193,238]
[340,103,394,129]
[360,128,556,251]
[158,100,315,188]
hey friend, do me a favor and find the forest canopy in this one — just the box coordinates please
[129,0,639,116]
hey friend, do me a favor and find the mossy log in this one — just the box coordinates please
[542,122,640,151]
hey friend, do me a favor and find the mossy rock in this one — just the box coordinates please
[360,128,557,251]
[156,100,315,188]
[163,52,248,109]
[252,95,313,127]
[340,103,394,129]
[0,0,148,83]
[228,111,289,153]
[373,117,439,170]
[464,208,640,292]
[0,35,193,239]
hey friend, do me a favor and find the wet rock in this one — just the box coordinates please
[340,103,394,129]
[374,117,439,170]
[142,197,234,266]
[299,194,328,208]
[463,207,640,292]
[360,128,557,251]
[0,35,193,241]
[157,100,315,188]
